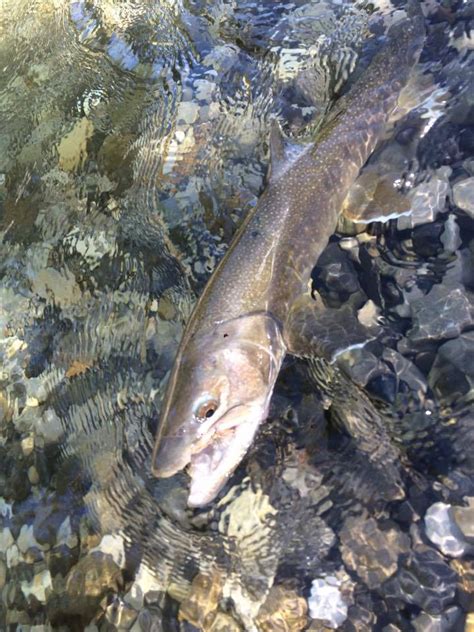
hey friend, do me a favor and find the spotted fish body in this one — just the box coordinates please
[152,9,425,507]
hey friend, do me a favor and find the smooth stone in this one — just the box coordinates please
[453,177,474,218]
[425,503,470,557]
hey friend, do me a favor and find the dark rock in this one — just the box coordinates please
[407,286,474,346]
[33,495,69,547]
[48,551,123,626]
[383,549,457,614]
[428,332,474,399]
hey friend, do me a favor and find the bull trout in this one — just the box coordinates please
[152,7,425,506]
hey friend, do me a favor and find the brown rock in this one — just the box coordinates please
[179,569,223,629]
[256,585,308,632]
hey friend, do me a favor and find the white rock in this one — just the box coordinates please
[0,498,13,518]
[398,176,450,229]
[424,502,470,557]
[56,517,78,549]
[0,527,14,552]
[37,408,64,444]
[453,177,474,218]
[6,543,20,567]
[17,525,40,554]
[21,569,52,603]
[308,577,348,629]
[90,533,126,568]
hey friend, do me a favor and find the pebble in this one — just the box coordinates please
[28,466,40,485]
[21,436,34,456]
[424,502,471,557]
[308,577,348,629]
[453,177,474,218]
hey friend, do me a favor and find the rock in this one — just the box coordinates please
[256,585,308,631]
[407,286,474,345]
[440,214,462,254]
[429,333,474,400]
[412,606,462,632]
[308,577,348,629]
[179,570,223,629]
[398,174,450,229]
[383,549,457,613]
[20,569,53,604]
[453,177,474,218]
[452,499,474,544]
[424,503,471,557]
[0,527,14,551]
[106,596,138,628]
[61,551,123,619]
[0,559,7,589]
[451,558,474,611]
[33,496,68,547]
[340,516,410,588]
[17,524,43,554]
[207,612,242,631]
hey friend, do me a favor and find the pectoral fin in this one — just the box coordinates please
[284,293,380,362]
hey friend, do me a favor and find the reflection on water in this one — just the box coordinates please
[0,0,473,629]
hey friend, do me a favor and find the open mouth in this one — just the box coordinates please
[188,426,236,473]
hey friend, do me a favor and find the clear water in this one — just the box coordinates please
[0,0,473,630]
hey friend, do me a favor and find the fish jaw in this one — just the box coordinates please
[186,401,267,507]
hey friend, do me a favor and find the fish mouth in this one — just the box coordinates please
[186,412,262,507]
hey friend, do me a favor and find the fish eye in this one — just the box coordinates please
[195,398,219,421]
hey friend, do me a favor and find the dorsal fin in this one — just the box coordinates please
[267,119,308,184]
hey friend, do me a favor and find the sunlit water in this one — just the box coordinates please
[0,0,473,630]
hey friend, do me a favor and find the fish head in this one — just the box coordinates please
[152,312,285,506]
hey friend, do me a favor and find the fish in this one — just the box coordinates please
[152,5,425,507]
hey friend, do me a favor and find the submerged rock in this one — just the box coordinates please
[179,570,223,629]
[407,286,473,345]
[307,577,349,629]
[429,332,474,400]
[383,549,457,613]
[340,516,410,589]
[453,177,474,218]
[411,606,462,632]
[424,503,472,558]
[452,498,474,544]
[256,585,308,631]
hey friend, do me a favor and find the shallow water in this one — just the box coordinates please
[0,0,473,630]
